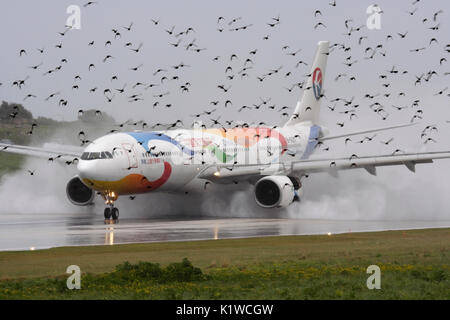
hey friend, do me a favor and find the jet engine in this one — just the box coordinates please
[66,176,95,206]
[254,175,301,208]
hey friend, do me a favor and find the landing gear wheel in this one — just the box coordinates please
[111,207,119,221]
[104,207,112,219]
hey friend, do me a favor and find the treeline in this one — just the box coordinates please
[0,101,117,145]
[0,101,115,125]
[0,101,33,123]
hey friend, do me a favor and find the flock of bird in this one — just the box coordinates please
[0,0,449,179]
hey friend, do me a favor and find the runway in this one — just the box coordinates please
[0,213,449,251]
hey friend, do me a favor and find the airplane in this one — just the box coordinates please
[2,41,450,223]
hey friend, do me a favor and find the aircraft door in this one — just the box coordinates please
[121,143,138,169]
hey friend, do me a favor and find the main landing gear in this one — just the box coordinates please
[103,191,119,224]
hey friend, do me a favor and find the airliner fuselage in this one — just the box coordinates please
[77,123,319,195]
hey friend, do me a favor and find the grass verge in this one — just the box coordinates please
[0,228,449,299]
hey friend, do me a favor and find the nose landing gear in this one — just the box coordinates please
[104,205,119,223]
[103,191,119,224]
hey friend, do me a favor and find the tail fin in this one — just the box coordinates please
[284,41,329,127]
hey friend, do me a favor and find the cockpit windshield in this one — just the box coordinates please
[80,151,113,160]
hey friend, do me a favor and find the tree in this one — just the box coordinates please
[0,101,33,122]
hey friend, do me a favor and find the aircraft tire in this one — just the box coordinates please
[104,207,112,219]
[111,208,119,220]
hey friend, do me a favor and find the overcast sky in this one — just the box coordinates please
[0,0,449,155]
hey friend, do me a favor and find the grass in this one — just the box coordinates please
[0,228,449,299]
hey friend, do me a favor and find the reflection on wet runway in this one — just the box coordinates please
[0,213,449,251]
[105,226,114,246]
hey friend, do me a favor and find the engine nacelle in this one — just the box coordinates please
[66,176,94,206]
[254,175,297,208]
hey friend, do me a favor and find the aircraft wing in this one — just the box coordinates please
[199,151,450,182]
[289,151,450,175]
[0,142,82,162]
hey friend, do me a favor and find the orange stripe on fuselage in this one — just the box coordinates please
[82,161,172,195]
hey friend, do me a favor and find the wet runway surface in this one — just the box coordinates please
[0,213,449,251]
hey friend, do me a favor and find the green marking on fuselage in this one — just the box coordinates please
[208,145,236,163]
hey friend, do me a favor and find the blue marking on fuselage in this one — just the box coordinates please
[126,132,194,156]
[301,125,320,159]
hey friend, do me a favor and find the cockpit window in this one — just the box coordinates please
[81,151,114,160]
[88,152,100,160]
[104,151,113,159]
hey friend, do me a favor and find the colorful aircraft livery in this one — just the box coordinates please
[312,67,323,100]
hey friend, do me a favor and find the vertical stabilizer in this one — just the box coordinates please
[284,41,329,126]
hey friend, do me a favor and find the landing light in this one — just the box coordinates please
[327,232,332,236]
[105,191,118,204]
[214,171,220,177]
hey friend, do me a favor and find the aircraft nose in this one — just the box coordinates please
[77,160,96,179]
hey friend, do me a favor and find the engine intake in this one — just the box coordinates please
[254,175,296,208]
[66,176,94,206]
